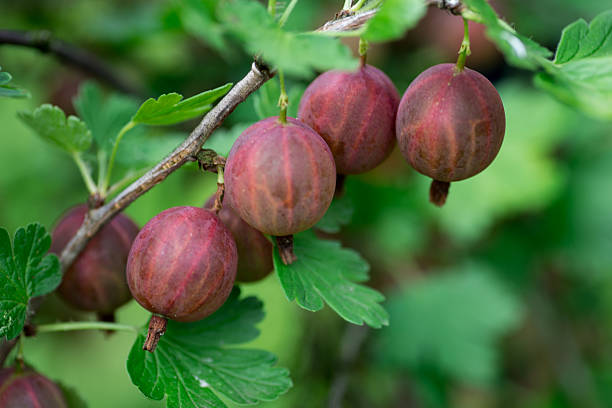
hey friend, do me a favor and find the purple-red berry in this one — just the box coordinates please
[396,63,505,205]
[126,206,237,351]
[298,65,400,175]
[50,205,138,318]
[204,196,273,283]
[225,117,336,237]
[0,367,67,408]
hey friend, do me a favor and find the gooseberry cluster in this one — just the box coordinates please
[46,48,504,355]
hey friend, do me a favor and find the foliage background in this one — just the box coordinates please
[0,0,611,407]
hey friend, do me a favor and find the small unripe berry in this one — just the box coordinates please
[50,205,138,318]
[126,206,237,351]
[204,196,273,283]
[396,63,505,205]
[298,65,400,174]
[225,117,336,236]
[0,367,67,408]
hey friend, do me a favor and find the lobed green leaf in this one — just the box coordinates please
[132,83,233,126]
[127,288,292,408]
[273,232,388,328]
[462,0,552,69]
[218,0,357,78]
[315,196,354,234]
[535,9,612,119]
[18,105,92,153]
[73,81,139,152]
[0,224,61,340]
[362,0,426,42]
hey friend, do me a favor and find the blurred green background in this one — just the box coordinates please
[1,0,611,407]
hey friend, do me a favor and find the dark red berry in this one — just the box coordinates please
[50,205,138,318]
[298,65,400,175]
[126,206,237,351]
[225,117,336,236]
[204,196,273,283]
[0,367,67,408]
[396,63,505,205]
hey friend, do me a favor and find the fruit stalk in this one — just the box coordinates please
[212,165,225,214]
[455,18,471,73]
[278,70,288,124]
[359,37,368,67]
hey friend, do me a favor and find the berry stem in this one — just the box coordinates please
[429,180,450,207]
[350,0,367,11]
[103,120,136,194]
[212,165,225,214]
[359,38,368,67]
[455,18,471,73]
[36,321,138,334]
[278,69,288,124]
[278,0,299,27]
[275,235,297,265]
[143,315,167,353]
[71,152,97,195]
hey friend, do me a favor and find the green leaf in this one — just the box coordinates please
[218,0,357,78]
[535,10,612,119]
[373,265,523,384]
[273,233,388,328]
[0,224,61,340]
[315,195,354,234]
[554,19,589,64]
[462,0,552,69]
[18,104,92,153]
[127,288,292,408]
[180,0,228,53]
[132,83,233,126]
[0,66,29,98]
[73,81,139,152]
[362,0,426,42]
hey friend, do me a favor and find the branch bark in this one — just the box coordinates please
[0,29,142,96]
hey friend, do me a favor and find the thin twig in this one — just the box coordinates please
[0,29,142,96]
